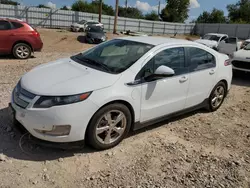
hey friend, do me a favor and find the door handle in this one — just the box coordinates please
[179,76,188,83]
[209,69,215,75]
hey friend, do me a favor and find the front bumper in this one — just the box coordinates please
[10,96,99,143]
[70,27,80,32]
[86,37,105,44]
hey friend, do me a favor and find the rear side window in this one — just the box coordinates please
[11,22,23,29]
[187,47,216,72]
[0,20,11,30]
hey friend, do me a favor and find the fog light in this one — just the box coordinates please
[34,125,71,136]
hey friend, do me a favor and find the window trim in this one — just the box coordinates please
[185,47,216,74]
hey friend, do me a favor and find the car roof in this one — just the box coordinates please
[205,33,227,37]
[118,36,195,46]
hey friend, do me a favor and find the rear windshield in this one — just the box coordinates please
[202,35,220,42]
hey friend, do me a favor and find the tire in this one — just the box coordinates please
[13,43,32,59]
[79,28,84,32]
[86,103,132,150]
[207,81,227,112]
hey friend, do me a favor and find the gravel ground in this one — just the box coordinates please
[0,29,250,188]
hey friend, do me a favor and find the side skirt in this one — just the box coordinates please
[132,99,208,131]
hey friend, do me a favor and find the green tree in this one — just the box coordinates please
[1,0,19,5]
[227,0,250,23]
[71,0,114,16]
[37,4,50,8]
[145,11,159,21]
[196,8,226,23]
[60,5,70,10]
[118,7,144,19]
[160,0,190,22]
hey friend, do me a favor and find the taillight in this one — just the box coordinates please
[31,30,40,37]
[224,59,231,66]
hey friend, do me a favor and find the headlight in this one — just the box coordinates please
[101,36,106,41]
[33,92,92,108]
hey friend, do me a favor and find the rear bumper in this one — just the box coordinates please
[33,41,43,52]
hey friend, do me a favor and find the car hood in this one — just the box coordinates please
[234,49,250,59]
[195,39,218,48]
[87,32,105,39]
[21,58,121,96]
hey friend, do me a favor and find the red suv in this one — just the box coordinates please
[0,18,43,59]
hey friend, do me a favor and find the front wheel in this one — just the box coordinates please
[208,82,227,112]
[13,43,32,59]
[86,103,132,150]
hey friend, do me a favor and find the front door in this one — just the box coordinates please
[185,47,217,108]
[139,47,189,123]
[218,37,238,56]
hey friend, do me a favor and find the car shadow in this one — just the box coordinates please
[0,54,36,60]
[232,71,250,87]
[77,35,86,44]
[0,105,205,162]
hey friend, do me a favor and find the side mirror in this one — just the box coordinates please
[154,65,175,76]
[144,66,175,82]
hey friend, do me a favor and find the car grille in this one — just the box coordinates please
[232,60,250,70]
[13,82,36,109]
[93,38,102,43]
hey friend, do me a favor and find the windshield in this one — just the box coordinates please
[244,43,250,50]
[78,20,86,24]
[70,39,154,74]
[202,34,220,41]
[88,27,103,32]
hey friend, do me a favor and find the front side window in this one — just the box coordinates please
[71,39,154,74]
[0,20,11,30]
[187,47,216,72]
[136,47,187,79]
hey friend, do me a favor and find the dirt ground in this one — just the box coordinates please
[0,29,249,188]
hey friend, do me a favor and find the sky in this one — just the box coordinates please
[19,0,238,22]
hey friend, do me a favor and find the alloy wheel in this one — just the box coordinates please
[95,110,127,145]
[16,46,30,59]
[211,85,225,108]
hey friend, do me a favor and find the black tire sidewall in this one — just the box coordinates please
[13,43,32,59]
[208,82,226,112]
[86,103,132,150]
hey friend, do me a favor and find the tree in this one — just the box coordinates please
[118,7,144,19]
[1,0,19,5]
[37,4,50,8]
[227,0,250,23]
[71,0,114,16]
[145,11,159,21]
[60,6,70,10]
[196,8,226,23]
[160,0,190,23]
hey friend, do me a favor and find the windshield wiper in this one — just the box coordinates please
[80,57,112,73]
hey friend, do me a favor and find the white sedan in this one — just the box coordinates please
[70,20,103,32]
[231,43,250,72]
[10,37,232,150]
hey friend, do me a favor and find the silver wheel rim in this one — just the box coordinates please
[95,110,127,145]
[16,46,30,59]
[211,86,225,108]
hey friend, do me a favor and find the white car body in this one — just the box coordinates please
[70,20,103,32]
[10,37,232,146]
[231,44,250,72]
[195,33,228,49]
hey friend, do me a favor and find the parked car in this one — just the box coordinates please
[85,26,106,44]
[0,17,43,59]
[231,43,250,72]
[9,37,232,150]
[70,20,103,32]
[240,39,250,49]
[195,33,242,52]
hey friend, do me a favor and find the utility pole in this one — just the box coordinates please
[98,0,102,23]
[158,0,160,16]
[125,0,128,8]
[113,0,119,34]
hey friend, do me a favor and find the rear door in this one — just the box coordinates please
[218,37,238,56]
[185,47,217,108]
[0,20,12,53]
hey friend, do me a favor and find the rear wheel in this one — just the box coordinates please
[86,103,132,150]
[13,43,32,59]
[208,82,226,112]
